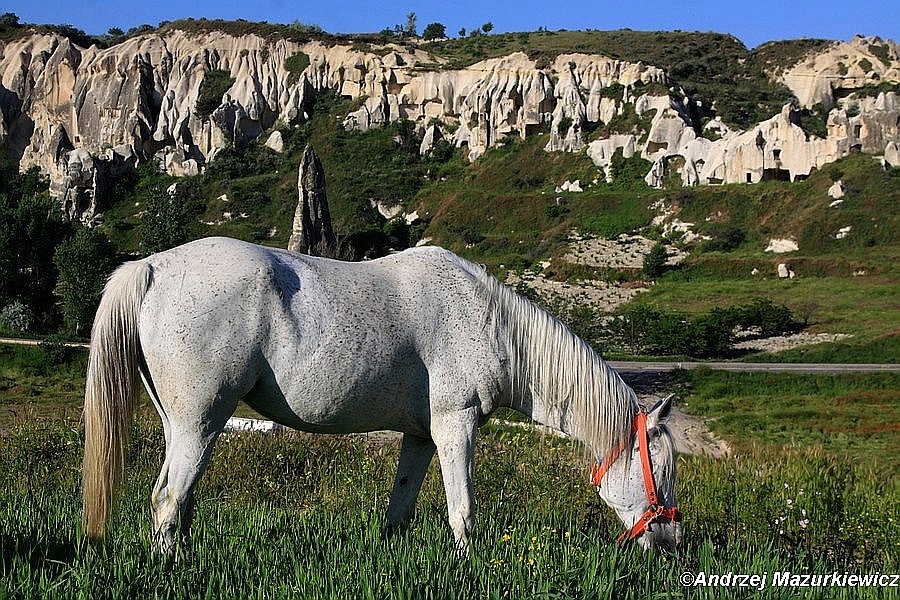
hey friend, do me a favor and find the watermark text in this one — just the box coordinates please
[680,571,899,590]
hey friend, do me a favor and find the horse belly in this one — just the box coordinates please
[245,346,430,437]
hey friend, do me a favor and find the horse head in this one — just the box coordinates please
[592,394,682,551]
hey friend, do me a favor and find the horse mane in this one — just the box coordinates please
[454,256,639,461]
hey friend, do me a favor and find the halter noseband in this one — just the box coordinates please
[590,408,682,543]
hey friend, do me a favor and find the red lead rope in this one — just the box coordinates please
[589,409,682,543]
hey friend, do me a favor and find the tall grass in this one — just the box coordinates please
[1,399,897,599]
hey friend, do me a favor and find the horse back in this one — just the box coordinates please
[136,238,505,434]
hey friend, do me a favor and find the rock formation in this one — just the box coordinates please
[780,36,900,109]
[288,144,336,255]
[0,29,897,217]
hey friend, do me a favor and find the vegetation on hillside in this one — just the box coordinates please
[4,83,897,360]
[0,18,897,361]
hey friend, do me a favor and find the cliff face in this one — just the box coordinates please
[0,29,898,220]
[780,36,900,109]
[0,29,669,218]
[1,31,318,217]
[343,51,665,159]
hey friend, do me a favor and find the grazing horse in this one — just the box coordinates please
[82,237,681,553]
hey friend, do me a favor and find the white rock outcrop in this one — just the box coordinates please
[777,263,796,279]
[265,130,285,153]
[827,179,845,199]
[781,36,900,109]
[641,96,900,188]
[884,141,900,167]
[766,238,799,253]
[0,29,897,218]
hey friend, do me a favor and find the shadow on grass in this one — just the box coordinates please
[0,529,80,571]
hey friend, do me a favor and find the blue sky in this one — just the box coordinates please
[3,0,898,49]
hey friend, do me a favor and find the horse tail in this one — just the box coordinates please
[82,260,153,540]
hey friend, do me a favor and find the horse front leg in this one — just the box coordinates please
[432,407,478,555]
[385,433,436,535]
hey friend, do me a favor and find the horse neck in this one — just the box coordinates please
[483,275,638,460]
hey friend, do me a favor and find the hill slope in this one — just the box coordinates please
[0,21,897,361]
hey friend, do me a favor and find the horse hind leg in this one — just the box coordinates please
[385,433,436,535]
[150,404,234,555]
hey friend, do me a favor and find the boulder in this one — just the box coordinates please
[777,263,795,279]
[419,124,442,155]
[371,199,403,220]
[556,180,583,193]
[265,130,285,153]
[766,239,799,254]
[885,141,900,167]
[827,179,845,199]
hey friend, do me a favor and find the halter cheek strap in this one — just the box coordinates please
[590,408,682,543]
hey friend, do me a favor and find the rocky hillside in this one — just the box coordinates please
[0,25,898,222]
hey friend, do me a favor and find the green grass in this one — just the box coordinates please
[2,412,898,599]
[1,353,898,598]
[674,369,900,475]
[0,345,87,426]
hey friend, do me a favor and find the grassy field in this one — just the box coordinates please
[1,346,898,599]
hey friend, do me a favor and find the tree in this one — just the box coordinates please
[0,13,20,28]
[404,12,417,37]
[458,27,466,38]
[642,242,669,279]
[107,27,124,37]
[53,227,117,337]
[481,22,494,34]
[141,185,190,254]
[0,164,70,330]
[422,22,446,41]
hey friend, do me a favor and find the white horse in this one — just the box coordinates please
[82,236,681,553]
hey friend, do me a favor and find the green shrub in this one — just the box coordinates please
[699,225,746,252]
[642,242,668,278]
[0,165,70,331]
[195,69,235,119]
[39,333,72,365]
[608,148,651,190]
[868,44,891,66]
[601,298,799,358]
[556,116,573,135]
[544,204,569,220]
[422,22,446,41]
[53,227,118,337]
[0,300,33,333]
[799,104,829,140]
[382,218,410,248]
[284,52,310,84]
[737,297,799,336]
[140,186,192,254]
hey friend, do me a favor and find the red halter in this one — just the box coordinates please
[590,408,682,543]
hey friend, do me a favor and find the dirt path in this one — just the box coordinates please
[618,369,730,458]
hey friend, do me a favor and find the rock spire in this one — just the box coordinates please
[288,144,337,255]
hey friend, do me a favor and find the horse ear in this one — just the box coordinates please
[646,394,674,430]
